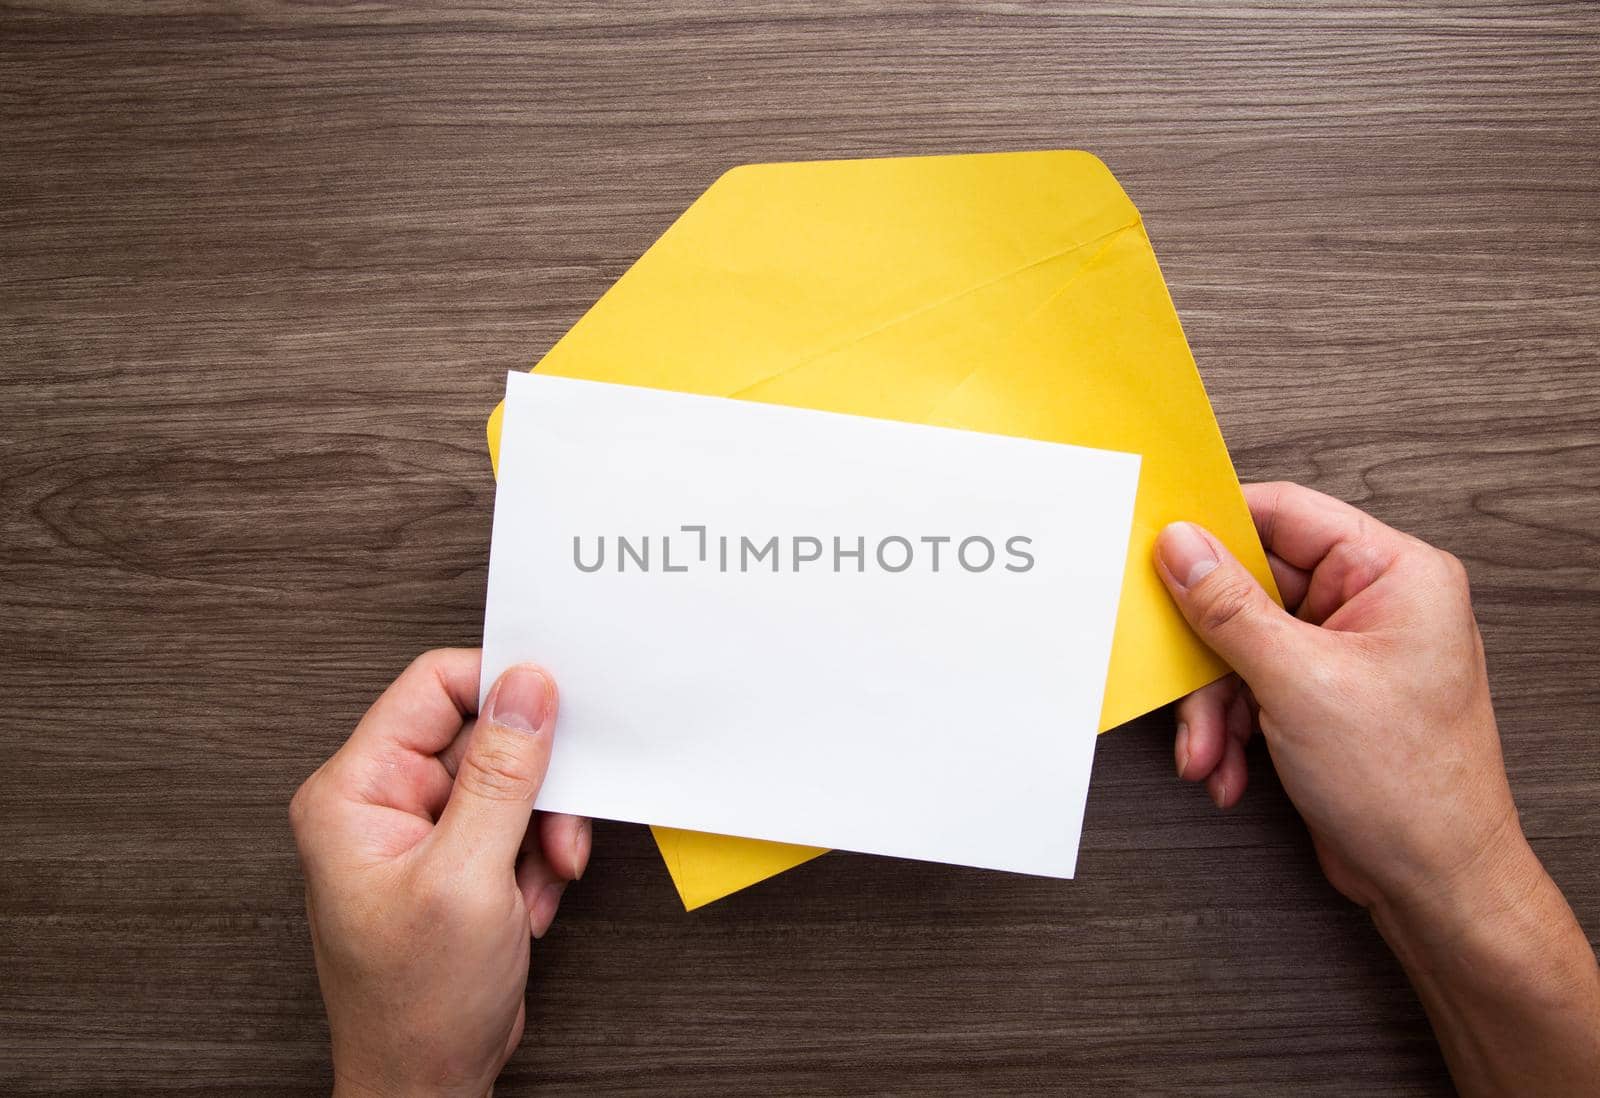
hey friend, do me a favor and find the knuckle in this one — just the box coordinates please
[456,736,536,803]
[403,648,448,682]
[458,886,511,928]
[1248,481,1289,542]
[412,869,464,922]
[1196,577,1257,636]
[287,775,319,835]
[1437,549,1470,589]
[1299,656,1347,699]
[415,868,502,928]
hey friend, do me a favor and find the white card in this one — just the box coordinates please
[482,372,1139,878]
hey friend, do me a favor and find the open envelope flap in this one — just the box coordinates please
[485,150,1275,909]
[487,150,1140,467]
[544,151,1142,398]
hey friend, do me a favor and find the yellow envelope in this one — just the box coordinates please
[487,151,1275,910]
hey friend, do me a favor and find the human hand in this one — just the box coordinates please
[1154,482,1519,913]
[1155,483,1600,1097]
[289,649,590,1098]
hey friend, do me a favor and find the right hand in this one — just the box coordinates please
[1153,481,1524,914]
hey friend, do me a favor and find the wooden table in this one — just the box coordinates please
[4,4,1597,1094]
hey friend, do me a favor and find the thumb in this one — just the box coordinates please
[435,663,559,871]
[1155,521,1307,686]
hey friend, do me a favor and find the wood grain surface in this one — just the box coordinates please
[3,2,1598,1094]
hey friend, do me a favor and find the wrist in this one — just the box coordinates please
[333,1072,477,1098]
[1365,817,1600,1096]
[331,1056,472,1098]
[1367,819,1599,1019]
[331,1074,393,1098]
[1368,812,1542,971]
[330,1070,412,1098]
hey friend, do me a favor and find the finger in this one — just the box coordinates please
[1239,681,1261,726]
[365,751,455,823]
[436,716,478,780]
[327,650,477,819]
[1297,541,1396,627]
[1207,733,1249,810]
[432,664,559,873]
[1243,482,1408,575]
[517,818,577,938]
[1245,484,1402,624]
[1266,550,1311,613]
[352,648,482,757]
[389,716,473,825]
[1155,521,1314,685]
[516,836,569,940]
[537,813,592,882]
[1225,687,1254,747]
[1175,676,1236,782]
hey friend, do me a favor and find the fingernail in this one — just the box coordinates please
[487,665,551,734]
[1212,781,1229,810]
[1157,522,1220,590]
[573,819,592,882]
[531,881,566,940]
[1175,721,1190,779]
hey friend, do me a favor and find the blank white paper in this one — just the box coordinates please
[481,372,1139,878]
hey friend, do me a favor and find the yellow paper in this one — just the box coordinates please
[487,151,1275,911]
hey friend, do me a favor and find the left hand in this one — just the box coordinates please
[289,649,590,1098]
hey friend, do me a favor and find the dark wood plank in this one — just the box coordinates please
[2,2,1597,1094]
